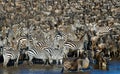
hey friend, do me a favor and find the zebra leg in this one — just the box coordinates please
[3,56,10,67]
[56,59,59,65]
[14,53,20,67]
[46,59,49,65]
[77,50,80,57]
[60,59,63,65]
[49,59,53,65]
[43,59,47,65]
[28,56,33,65]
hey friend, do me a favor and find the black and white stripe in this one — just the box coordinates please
[24,39,52,65]
[24,36,64,65]
[2,46,20,67]
[63,33,88,57]
[25,42,64,65]
[23,31,65,65]
[63,39,84,57]
[44,47,64,65]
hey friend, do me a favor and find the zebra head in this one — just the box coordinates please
[55,30,63,40]
[17,37,29,54]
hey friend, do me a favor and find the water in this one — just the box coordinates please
[91,60,120,74]
[0,69,62,74]
[0,61,120,74]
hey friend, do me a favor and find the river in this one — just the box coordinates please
[0,60,120,74]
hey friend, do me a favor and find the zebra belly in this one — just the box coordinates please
[34,52,48,60]
[26,50,49,60]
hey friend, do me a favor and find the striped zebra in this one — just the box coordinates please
[63,32,87,58]
[24,39,53,65]
[1,36,29,67]
[24,34,64,65]
[2,36,31,67]
[44,47,64,65]
[33,36,53,48]
[2,46,20,67]
[30,29,63,49]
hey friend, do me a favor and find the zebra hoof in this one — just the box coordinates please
[14,63,18,67]
[3,64,7,68]
[14,64,18,67]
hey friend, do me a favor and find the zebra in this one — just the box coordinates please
[26,47,53,65]
[44,47,64,65]
[2,36,31,67]
[63,32,88,58]
[2,36,22,67]
[23,38,53,65]
[2,46,20,67]
[24,34,64,65]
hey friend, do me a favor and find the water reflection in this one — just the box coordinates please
[17,69,62,74]
[0,68,62,74]
[0,70,9,74]
[108,61,120,71]
[0,61,120,74]
[91,70,120,74]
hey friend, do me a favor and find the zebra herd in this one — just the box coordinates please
[0,35,65,67]
[0,23,120,71]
